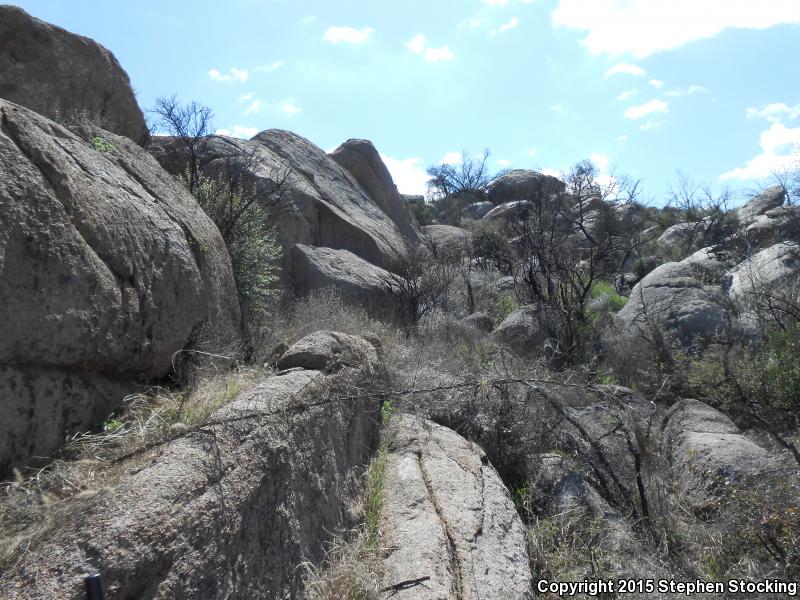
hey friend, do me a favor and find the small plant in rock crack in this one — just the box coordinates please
[90,136,114,152]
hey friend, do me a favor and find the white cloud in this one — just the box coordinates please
[551,104,568,116]
[208,67,249,83]
[590,152,610,173]
[238,92,254,103]
[323,26,374,44]
[618,134,628,142]
[624,99,668,119]
[615,89,637,101]
[552,0,800,58]
[215,125,258,139]
[254,60,284,73]
[405,33,455,61]
[639,120,664,131]
[441,151,463,165]
[649,78,664,88]
[244,99,263,116]
[405,33,427,54]
[424,45,455,61]
[278,99,302,116]
[528,146,537,158]
[541,167,562,178]
[745,102,800,123]
[720,123,800,181]
[604,63,646,78]
[664,84,710,97]
[483,0,509,5]
[380,154,430,195]
[493,16,520,35]
[300,15,316,26]
[497,158,511,167]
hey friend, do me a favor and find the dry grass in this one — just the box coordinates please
[302,528,382,600]
[0,366,262,573]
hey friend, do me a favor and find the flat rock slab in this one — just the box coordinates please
[380,414,533,600]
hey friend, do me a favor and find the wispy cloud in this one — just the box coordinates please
[253,60,284,73]
[624,99,668,120]
[299,15,316,26]
[215,125,258,139]
[551,104,568,116]
[552,0,800,58]
[323,26,374,44]
[244,99,263,116]
[649,78,664,88]
[278,99,302,115]
[496,158,511,167]
[604,63,645,78]
[746,102,800,123]
[664,85,710,97]
[208,67,248,83]
[615,89,637,101]
[405,33,455,62]
[492,16,520,35]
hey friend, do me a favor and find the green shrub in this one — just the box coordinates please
[488,292,518,324]
[90,136,114,152]
[189,171,282,322]
[589,280,628,312]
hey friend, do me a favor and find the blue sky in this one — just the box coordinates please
[12,0,800,204]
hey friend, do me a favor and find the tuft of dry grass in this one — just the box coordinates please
[0,366,262,573]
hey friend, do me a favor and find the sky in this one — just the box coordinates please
[11,0,800,205]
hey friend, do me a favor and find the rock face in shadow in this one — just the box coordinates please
[380,414,533,600]
[1,332,386,599]
[0,6,149,146]
[149,132,411,276]
[488,169,565,205]
[0,100,240,475]
[329,138,421,244]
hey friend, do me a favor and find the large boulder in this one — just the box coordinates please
[482,200,532,222]
[149,132,408,274]
[276,330,381,372]
[421,224,472,253]
[662,399,781,511]
[615,249,731,344]
[290,244,400,321]
[735,185,785,224]
[488,169,565,205]
[729,242,800,302]
[0,100,240,475]
[328,138,420,244]
[492,306,550,355]
[0,6,149,146]
[462,200,493,220]
[1,333,386,599]
[380,414,533,599]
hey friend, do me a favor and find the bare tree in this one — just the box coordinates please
[151,95,214,193]
[506,160,643,363]
[380,241,461,331]
[664,171,734,254]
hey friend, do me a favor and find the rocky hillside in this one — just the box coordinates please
[1,6,799,600]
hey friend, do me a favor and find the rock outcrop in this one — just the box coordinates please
[329,138,420,244]
[482,200,532,222]
[0,6,149,146]
[290,244,400,321]
[488,169,565,205]
[615,248,731,344]
[149,132,409,275]
[492,306,550,355]
[662,399,783,511]
[380,414,533,599]
[421,224,472,253]
[1,332,385,599]
[0,100,240,474]
[462,201,493,220]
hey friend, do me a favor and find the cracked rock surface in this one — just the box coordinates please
[380,414,533,600]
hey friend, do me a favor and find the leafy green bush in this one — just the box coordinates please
[190,171,282,322]
[589,280,628,312]
[409,201,437,225]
